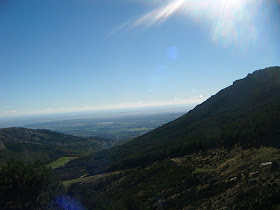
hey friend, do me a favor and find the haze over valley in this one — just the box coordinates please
[0,0,280,209]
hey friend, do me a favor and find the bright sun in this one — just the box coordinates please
[131,0,258,46]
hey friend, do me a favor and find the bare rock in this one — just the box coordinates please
[0,141,6,150]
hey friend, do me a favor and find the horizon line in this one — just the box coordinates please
[0,98,205,119]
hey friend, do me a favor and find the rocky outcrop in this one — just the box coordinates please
[0,141,6,150]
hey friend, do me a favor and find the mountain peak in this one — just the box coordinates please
[236,66,280,86]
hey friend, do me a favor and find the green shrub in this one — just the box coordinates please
[0,159,63,209]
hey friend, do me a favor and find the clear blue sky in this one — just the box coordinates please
[1,0,279,117]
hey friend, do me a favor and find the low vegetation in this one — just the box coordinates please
[47,157,78,169]
[0,159,63,209]
[0,127,113,163]
[65,146,280,209]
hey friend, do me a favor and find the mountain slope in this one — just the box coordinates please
[71,66,280,174]
[67,146,280,209]
[48,66,280,209]
[0,127,112,163]
[127,66,280,149]
[0,127,83,145]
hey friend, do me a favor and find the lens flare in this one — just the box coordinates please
[133,0,186,27]
[127,0,263,46]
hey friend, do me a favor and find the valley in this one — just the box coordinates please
[25,112,185,140]
[2,0,280,208]
[1,67,280,209]
[0,127,113,163]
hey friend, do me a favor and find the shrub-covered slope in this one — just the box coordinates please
[0,127,112,162]
[67,146,280,209]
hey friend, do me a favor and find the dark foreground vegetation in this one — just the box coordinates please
[0,159,62,209]
[66,146,280,209]
[0,67,280,209]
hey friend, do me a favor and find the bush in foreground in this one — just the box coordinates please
[0,159,63,209]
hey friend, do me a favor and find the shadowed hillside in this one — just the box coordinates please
[54,67,280,209]
[0,127,112,163]
[63,66,280,175]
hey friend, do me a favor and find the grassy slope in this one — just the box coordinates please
[47,157,78,169]
[66,146,280,209]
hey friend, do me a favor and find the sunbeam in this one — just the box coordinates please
[128,0,263,46]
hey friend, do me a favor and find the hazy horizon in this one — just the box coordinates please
[1,0,279,118]
[0,103,194,128]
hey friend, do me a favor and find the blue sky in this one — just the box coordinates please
[0,0,279,117]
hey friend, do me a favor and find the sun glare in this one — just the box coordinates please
[130,0,260,46]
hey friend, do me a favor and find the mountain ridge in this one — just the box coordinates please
[60,67,280,209]
[74,66,280,174]
[0,127,113,162]
[0,127,82,145]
